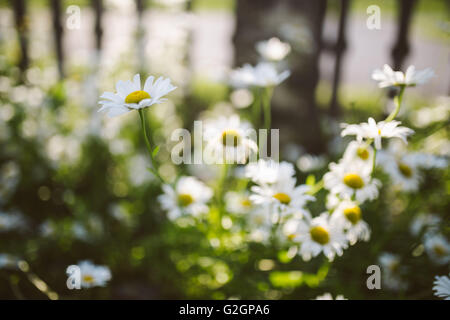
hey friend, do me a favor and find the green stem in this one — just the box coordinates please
[252,88,261,128]
[138,109,164,183]
[385,85,405,122]
[262,87,273,130]
[308,178,324,196]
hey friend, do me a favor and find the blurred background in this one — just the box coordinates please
[0,0,449,299]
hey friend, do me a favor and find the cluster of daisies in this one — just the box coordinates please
[93,36,449,299]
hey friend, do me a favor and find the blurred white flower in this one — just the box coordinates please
[70,260,112,288]
[203,115,258,164]
[245,159,295,185]
[225,191,253,215]
[378,253,408,291]
[377,151,422,192]
[324,161,380,203]
[296,154,327,172]
[433,274,450,300]
[410,213,441,236]
[229,62,290,88]
[377,142,447,192]
[98,74,177,118]
[410,98,450,128]
[424,233,450,265]
[372,64,434,88]
[256,37,291,62]
[247,208,272,243]
[290,213,348,261]
[0,211,25,232]
[330,200,370,245]
[315,293,347,300]
[0,253,19,269]
[341,117,414,149]
[158,176,213,220]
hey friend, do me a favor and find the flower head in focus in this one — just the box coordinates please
[290,213,348,261]
[250,177,314,218]
[341,117,414,149]
[230,62,290,88]
[98,74,177,117]
[324,161,380,203]
[372,64,434,88]
[158,176,213,220]
[255,37,291,62]
[433,274,450,300]
[330,199,370,245]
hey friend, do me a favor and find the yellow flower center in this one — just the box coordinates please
[343,206,362,224]
[125,90,150,104]
[241,199,252,207]
[178,193,193,207]
[357,147,369,160]
[273,192,291,205]
[287,234,296,241]
[433,245,446,257]
[389,262,399,273]
[343,173,364,189]
[397,162,412,178]
[310,226,330,245]
[83,275,94,283]
[377,129,381,135]
[221,129,241,147]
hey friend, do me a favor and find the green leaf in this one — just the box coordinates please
[306,174,316,186]
[152,146,160,157]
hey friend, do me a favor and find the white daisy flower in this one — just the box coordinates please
[342,141,374,170]
[203,115,258,164]
[433,274,450,300]
[424,233,450,265]
[331,200,370,245]
[341,117,414,150]
[225,191,253,215]
[69,260,111,288]
[230,62,290,88]
[324,161,381,203]
[250,176,314,217]
[315,293,347,300]
[410,213,441,236]
[378,253,408,291]
[290,213,348,261]
[372,64,434,88]
[255,37,291,62]
[158,176,213,220]
[98,74,177,118]
[245,159,295,185]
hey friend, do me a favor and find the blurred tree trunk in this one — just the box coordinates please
[50,0,64,79]
[329,0,350,118]
[92,0,103,52]
[391,0,417,70]
[233,0,327,154]
[10,0,29,79]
